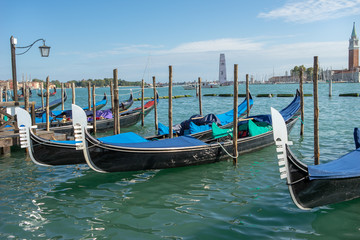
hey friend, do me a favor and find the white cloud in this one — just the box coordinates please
[258,0,360,23]
[163,38,264,54]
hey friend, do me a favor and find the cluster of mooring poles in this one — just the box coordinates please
[298,56,320,165]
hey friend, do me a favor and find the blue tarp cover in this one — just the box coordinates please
[102,135,207,148]
[99,132,149,144]
[217,97,254,125]
[308,148,360,180]
[158,96,253,136]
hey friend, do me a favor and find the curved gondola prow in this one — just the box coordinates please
[15,107,51,167]
[271,107,308,210]
[72,104,107,173]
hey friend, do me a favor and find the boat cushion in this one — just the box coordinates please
[248,120,272,136]
[212,122,233,139]
[158,122,170,135]
[308,148,360,180]
[103,135,207,148]
[99,132,149,144]
[189,122,211,134]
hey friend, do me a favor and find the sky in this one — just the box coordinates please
[1,0,360,83]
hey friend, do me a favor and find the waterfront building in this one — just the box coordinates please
[332,22,360,82]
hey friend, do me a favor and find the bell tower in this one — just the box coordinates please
[349,22,359,70]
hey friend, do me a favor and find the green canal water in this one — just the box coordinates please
[2,83,360,239]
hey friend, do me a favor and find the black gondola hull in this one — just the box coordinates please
[85,117,298,172]
[286,146,360,209]
[30,133,85,165]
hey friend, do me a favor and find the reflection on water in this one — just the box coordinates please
[2,84,360,239]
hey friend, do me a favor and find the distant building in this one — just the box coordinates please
[268,75,300,84]
[269,22,360,83]
[332,22,360,82]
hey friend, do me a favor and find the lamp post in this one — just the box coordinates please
[10,36,50,103]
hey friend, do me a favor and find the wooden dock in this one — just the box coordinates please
[0,101,67,156]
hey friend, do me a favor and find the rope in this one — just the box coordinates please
[298,116,305,125]
[217,141,239,159]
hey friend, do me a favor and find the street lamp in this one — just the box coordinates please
[10,36,51,102]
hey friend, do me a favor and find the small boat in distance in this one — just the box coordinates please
[183,84,196,90]
[202,82,219,88]
[37,87,56,97]
[271,107,360,210]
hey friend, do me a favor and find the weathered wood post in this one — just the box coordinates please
[113,69,120,135]
[31,102,35,126]
[5,86,8,102]
[41,82,44,110]
[329,78,332,97]
[152,76,158,133]
[0,87,3,103]
[246,74,250,117]
[72,82,75,104]
[233,64,239,165]
[141,79,145,127]
[300,69,304,136]
[313,56,320,165]
[61,83,64,110]
[88,81,92,110]
[169,65,173,138]
[198,77,202,116]
[110,81,114,115]
[46,76,50,131]
[24,82,29,113]
[92,85,97,134]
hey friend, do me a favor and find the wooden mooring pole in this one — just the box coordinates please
[46,76,50,131]
[41,82,44,109]
[24,81,29,113]
[61,83,64,110]
[329,78,332,97]
[233,64,239,165]
[72,82,76,104]
[300,69,304,136]
[313,56,320,165]
[88,82,92,110]
[153,76,158,133]
[92,85,97,134]
[246,74,250,117]
[113,69,120,135]
[169,65,173,138]
[110,81,114,115]
[198,77,202,116]
[141,79,145,127]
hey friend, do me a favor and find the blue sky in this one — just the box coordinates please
[1,0,360,83]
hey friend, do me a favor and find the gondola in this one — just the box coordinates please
[15,96,158,166]
[11,87,31,101]
[73,90,300,173]
[158,93,254,140]
[34,92,108,126]
[271,107,360,210]
[34,90,67,112]
[82,93,108,111]
[37,87,57,97]
[53,91,133,120]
